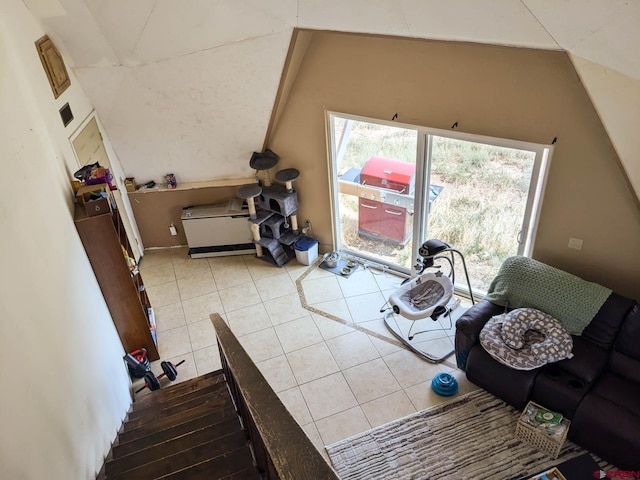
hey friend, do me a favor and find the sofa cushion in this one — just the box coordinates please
[607,351,640,385]
[590,372,640,417]
[614,304,640,359]
[581,293,636,349]
[465,344,538,410]
[571,393,640,470]
[607,304,640,382]
[555,336,610,383]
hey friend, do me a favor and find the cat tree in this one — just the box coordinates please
[236,149,302,267]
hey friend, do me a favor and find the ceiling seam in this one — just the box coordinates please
[130,0,158,59]
[128,30,292,68]
[564,9,628,51]
[519,0,561,50]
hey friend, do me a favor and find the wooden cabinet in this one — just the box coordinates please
[74,203,159,360]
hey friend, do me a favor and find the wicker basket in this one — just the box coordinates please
[515,401,570,458]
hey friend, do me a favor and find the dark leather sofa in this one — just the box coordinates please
[455,285,640,469]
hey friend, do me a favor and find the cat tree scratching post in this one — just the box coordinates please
[275,168,301,233]
[237,184,264,257]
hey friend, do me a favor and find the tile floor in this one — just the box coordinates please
[137,247,479,459]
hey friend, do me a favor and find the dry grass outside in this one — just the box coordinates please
[335,118,536,292]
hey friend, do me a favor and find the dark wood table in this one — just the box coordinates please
[518,453,601,480]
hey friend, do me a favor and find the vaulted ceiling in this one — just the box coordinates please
[22,0,640,197]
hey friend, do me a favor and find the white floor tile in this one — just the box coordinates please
[315,406,371,445]
[193,345,222,375]
[263,293,309,325]
[302,276,343,304]
[336,269,381,297]
[345,291,388,324]
[157,325,192,359]
[299,372,358,421]
[274,316,324,353]
[172,257,212,280]
[154,301,186,333]
[237,327,284,363]
[218,282,262,313]
[187,318,218,351]
[225,303,273,337]
[312,314,356,340]
[257,355,298,393]
[287,343,340,385]
[146,281,181,307]
[208,255,246,271]
[307,298,353,323]
[140,248,173,269]
[181,291,224,324]
[254,272,297,302]
[212,264,254,291]
[360,390,416,428]
[342,358,401,404]
[177,271,217,301]
[383,349,444,389]
[141,262,176,287]
[326,331,380,370]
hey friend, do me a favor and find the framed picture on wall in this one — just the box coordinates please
[35,35,70,99]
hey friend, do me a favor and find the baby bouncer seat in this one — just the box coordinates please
[383,239,475,362]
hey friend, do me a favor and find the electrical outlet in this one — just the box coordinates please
[305,219,311,228]
[169,223,178,236]
[568,237,583,250]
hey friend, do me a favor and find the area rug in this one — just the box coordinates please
[326,389,609,480]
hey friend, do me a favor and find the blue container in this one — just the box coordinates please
[294,236,319,265]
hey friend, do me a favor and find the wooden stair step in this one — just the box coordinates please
[132,378,227,413]
[124,393,232,431]
[106,417,243,477]
[219,467,262,480]
[108,430,249,479]
[132,371,224,408]
[128,383,228,421]
[160,445,257,480]
[118,400,233,444]
[112,406,237,458]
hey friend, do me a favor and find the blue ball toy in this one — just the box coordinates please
[431,372,459,396]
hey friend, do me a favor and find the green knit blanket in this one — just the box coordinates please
[484,256,611,335]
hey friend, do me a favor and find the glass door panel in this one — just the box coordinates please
[331,115,419,272]
[426,136,536,292]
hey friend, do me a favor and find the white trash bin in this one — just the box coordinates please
[294,236,319,265]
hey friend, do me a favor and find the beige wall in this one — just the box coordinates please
[130,185,244,248]
[0,2,132,478]
[268,31,640,299]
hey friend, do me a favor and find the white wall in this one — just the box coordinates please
[24,0,637,209]
[571,54,640,200]
[0,1,131,478]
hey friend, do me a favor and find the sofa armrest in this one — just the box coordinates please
[455,299,504,369]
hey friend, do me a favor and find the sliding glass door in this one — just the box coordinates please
[328,112,551,294]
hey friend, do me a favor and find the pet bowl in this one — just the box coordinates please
[323,251,341,268]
